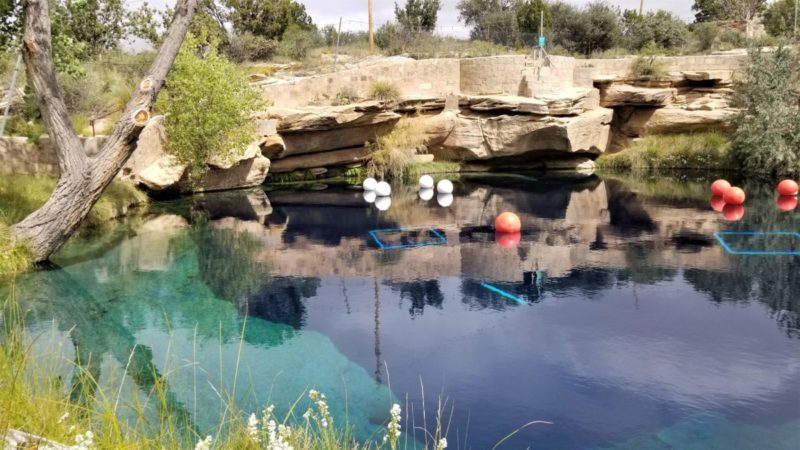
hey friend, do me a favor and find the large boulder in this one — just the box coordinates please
[270,147,372,173]
[124,115,271,192]
[262,102,401,158]
[617,106,738,136]
[599,84,677,107]
[428,108,613,160]
[466,89,596,116]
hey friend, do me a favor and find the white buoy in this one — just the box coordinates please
[363,177,378,191]
[437,179,454,194]
[419,175,434,190]
[376,181,392,197]
[419,188,434,201]
[375,196,392,211]
[363,190,377,203]
[437,193,453,207]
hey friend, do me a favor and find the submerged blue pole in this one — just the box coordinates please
[480,282,528,305]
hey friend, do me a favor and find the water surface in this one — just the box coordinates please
[7,173,800,449]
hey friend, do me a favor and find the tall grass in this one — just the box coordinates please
[596,132,732,172]
[367,118,428,180]
[0,175,148,276]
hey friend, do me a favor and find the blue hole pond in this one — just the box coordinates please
[7,173,800,449]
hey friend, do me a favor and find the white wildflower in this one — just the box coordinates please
[320,418,328,428]
[193,435,213,450]
[72,430,94,450]
[58,412,69,424]
[308,389,319,401]
[384,403,402,449]
[247,413,260,441]
[302,409,311,421]
[437,438,448,449]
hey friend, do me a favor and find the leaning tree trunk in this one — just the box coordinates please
[11,0,198,261]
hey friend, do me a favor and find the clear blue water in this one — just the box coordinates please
[7,173,800,449]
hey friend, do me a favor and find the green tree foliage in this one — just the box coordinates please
[622,9,688,51]
[457,0,518,42]
[0,0,21,49]
[55,0,125,57]
[517,0,552,35]
[556,1,622,56]
[394,0,442,33]
[278,24,322,59]
[762,0,797,37]
[730,46,800,176]
[692,0,767,22]
[155,30,263,180]
[225,0,314,40]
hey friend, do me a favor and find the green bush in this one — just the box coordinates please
[226,32,278,62]
[730,46,800,176]
[367,118,427,179]
[367,80,401,102]
[628,44,668,80]
[155,31,263,181]
[690,22,721,51]
[596,132,732,172]
[279,24,323,60]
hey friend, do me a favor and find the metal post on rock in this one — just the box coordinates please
[334,17,342,72]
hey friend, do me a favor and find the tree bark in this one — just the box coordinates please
[11,0,198,261]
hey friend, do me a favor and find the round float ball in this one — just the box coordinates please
[710,179,731,197]
[419,188,434,201]
[375,196,392,211]
[723,186,746,205]
[495,212,522,234]
[437,193,454,207]
[710,196,726,212]
[363,190,376,204]
[777,195,798,212]
[419,175,434,190]
[496,232,521,249]
[375,181,392,197]
[777,179,799,196]
[437,179,454,194]
[363,177,378,191]
[722,204,745,221]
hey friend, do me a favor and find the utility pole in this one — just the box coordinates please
[794,0,798,38]
[639,0,644,16]
[368,0,375,54]
[0,52,22,137]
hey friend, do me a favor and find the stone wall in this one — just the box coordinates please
[460,55,526,95]
[260,57,461,107]
[0,136,105,175]
[577,53,749,82]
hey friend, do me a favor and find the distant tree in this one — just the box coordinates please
[517,0,552,36]
[551,1,621,56]
[762,0,796,37]
[0,0,22,49]
[622,9,688,51]
[457,0,519,44]
[225,0,313,40]
[692,0,767,23]
[394,0,441,33]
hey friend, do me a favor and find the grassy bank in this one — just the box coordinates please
[0,175,148,276]
[596,132,733,172]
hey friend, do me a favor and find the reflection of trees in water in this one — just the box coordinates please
[388,280,444,317]
[193,219,319,330]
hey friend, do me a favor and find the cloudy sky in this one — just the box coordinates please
[305,0,697,36]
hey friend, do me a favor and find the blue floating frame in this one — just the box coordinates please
[369,227,447,250]
[713,231,800,255]
[480,282,528,305]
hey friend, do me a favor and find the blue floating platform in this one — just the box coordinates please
[713,231,800,255]
[369,227,447,250]
[480,282,528,305]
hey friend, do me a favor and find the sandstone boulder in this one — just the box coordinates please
[207,143,261,170]
[617,105,738,136]
[600,84,677,107]
[270,147,371,173]
[683,70,734,85]
[429,108,613,160]
[189,156,271,192]
[138,155,187,191]
[467,88,595,116]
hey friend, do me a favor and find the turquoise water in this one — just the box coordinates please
[5,173,800,449]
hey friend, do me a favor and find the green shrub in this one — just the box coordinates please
[155,31,263,181]
[334,86,360,105]
[367,80,401,102]
[596,132,732,172]
[226,32,278,62]
[629,44,668,79]
[5,117,46,144]
[730,46,800,176]
[279,24,323,60]
[367,118,426,179]
[690,22,721,51]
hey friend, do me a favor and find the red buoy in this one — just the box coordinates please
[496,232,521,248]
[777,195,798,212]
[777,179,799,196]
[710,196,726,212]
[495,212,521,234]
[722,204,745,221]
[711,179,731,197]
[723,186,746,205]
